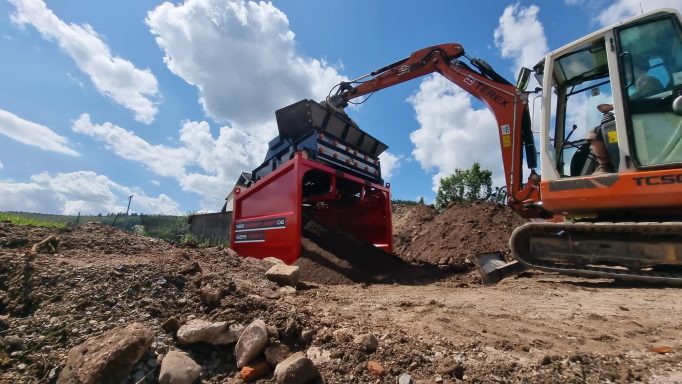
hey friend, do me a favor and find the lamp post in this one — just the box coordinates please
[126,195,134,216]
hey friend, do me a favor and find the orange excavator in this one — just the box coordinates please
[232,8,682,283]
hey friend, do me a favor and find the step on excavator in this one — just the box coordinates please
[232,8,682,284]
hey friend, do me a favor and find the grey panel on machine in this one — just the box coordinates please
[275,99,388,157]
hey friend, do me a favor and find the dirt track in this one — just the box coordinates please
[2,206,682,383]
[308,274,682,382]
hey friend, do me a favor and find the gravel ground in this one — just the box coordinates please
[1,209,681,383]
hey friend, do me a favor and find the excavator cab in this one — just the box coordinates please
[508,9,682,283]
[536,9,682,216]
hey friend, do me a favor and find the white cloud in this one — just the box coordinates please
[408,75,503,191]
[146,0,345,129]
[596,0,682,26]
[10,0,159,123]
[72,114,266,210]
[493,4,549,73]
[150,180,160,186]
[0,161,4,171]
[379,151,402,180]
[64,0,350,211]
[0,171,181,215]
[0,108,79,156]
[73,114,189,178]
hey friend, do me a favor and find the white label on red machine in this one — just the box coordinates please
[235,217,286,232]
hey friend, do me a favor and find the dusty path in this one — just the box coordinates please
[306,274,682,383]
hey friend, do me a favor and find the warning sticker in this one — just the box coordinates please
[502,136,511,147]
[607,130,618,144]
[500,124,510,135]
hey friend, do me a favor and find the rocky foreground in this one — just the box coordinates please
[2,211,682,383]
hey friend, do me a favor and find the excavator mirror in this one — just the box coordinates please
[516,67,531,92]
[673,94,682,116]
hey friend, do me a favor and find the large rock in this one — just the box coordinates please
[235,319,269,368]
[273,352,320,384]
[158,350,201,384]
[265,265,300,287]
[57,323,153,384]
[177,319,243,345]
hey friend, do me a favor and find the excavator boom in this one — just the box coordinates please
[329,43,542,217]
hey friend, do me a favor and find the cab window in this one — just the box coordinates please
[617,15,682,167]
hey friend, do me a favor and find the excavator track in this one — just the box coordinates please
[510,222,682,284]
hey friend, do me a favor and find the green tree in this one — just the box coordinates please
[435,163,493,209]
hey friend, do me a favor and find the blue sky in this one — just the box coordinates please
[0,0,680,215]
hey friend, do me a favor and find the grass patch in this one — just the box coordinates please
[0,213,66,228]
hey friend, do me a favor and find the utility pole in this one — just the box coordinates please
[126,195,134,216]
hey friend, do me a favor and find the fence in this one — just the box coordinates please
[187,212,232,245]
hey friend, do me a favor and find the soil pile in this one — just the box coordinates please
[392,204,437,256]
[295,220,458,285]
[393,202,528,266]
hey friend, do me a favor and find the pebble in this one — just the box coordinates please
[265,344,291,365]
[354,333,379,353]
[367,360,385,376]
[399,373,413,384]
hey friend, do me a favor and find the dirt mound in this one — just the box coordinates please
[0,222,315,382]
[295,220,459,285]
[394,202,528,265]
[392,204,437,256]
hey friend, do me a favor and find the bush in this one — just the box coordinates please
[435,163,492,209]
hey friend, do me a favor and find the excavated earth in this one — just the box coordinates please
[1,203,682,383]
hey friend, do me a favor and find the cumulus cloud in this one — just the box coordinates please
[73,114,189,178]
[64,0,350,210]
[494,4,549,73]
[0,171,181,215]
[379,151,402,180]
[72,115,267,210]
[146,0,345,130]
[595,0,682,26]
[408,75,502,191]
[0,108,79,156]
[10,0,159,123]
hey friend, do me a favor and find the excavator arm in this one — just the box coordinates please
[328,43,544,218]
